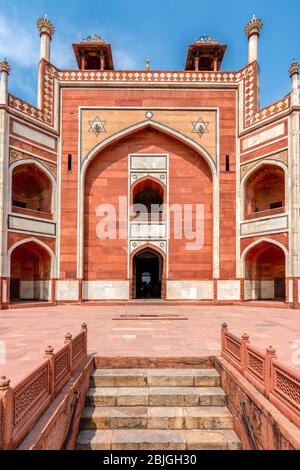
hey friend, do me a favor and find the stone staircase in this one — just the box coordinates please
[76,368,242,450]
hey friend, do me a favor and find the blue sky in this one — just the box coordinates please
[0,0,299,107]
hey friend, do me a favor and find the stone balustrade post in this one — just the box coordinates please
[81,323,88,356]
[221,322,228,356]
[265,346,277,397]
[0,376,13,449]
[241,333,250,374]
[44,345,54,398]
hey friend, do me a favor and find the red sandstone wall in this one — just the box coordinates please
[61,88,237,280]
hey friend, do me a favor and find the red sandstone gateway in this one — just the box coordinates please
[0,14,298,310]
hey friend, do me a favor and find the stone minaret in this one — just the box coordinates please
[244,15,263,64]
[289,60,300,106]
[36,15,55,108]
[0,59,10,105]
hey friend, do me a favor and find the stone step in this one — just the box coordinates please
[86,386,227,407]
[81,406,233,430]
[76,429,242,450]
[90,368,220,388]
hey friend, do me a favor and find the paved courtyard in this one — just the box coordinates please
[0,304,300,385]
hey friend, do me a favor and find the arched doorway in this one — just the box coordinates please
[11,163,52,215]
[132,248,163,299]
[244,241,286,301]
[10,241,52,302]
[244,164,285,219]
[132,178,164,222]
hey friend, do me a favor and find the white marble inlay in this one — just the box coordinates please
[260,280,275,299]
[217,280,241,300]
[82,280,129,300]
[241,215,288,236]
[56,280,79,301]
[8,215,56,236]
[242,123,285,150]
[130,223,166,239]
[2,280,7,303]
[13,121,56,149]
[130,155,167,170]
[167,280,213,300]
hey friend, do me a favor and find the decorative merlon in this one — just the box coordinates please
[146,57,150,71]
[289,59,300,77]
[244,15,263,37]
[0,58,11,74]
[37,15,55,38]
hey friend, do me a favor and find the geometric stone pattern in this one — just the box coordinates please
[8,62,291,131]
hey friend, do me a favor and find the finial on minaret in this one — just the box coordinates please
[0,58,11,75]
[244,15,263,37]
[244,15,263,64]
[0,58,10,105]
[289,59,300,106]
[37,15,55,39]
[289,59,300,77]
[36,15,55,63]
[145,57,150,71]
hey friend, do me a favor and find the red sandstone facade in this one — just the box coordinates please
[0,16,299,307]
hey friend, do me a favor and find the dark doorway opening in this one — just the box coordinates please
[133,249,162,299]
[274,277,285,300]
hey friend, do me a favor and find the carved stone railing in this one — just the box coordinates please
[0,323,87,450]
[244,206,285,221]
[221,323,300,428]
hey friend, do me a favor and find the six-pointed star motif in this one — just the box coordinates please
[192,117,209,138]
[88,116,107,136]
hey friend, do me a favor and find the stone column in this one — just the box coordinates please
[0,60,10,306]
[36,15,55,109]
[244,15,263,64]
[287,60,300,306]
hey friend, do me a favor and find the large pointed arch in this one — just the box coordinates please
[77,120,219,279]
[9,158,57,221]
[6,237,56,277]
[240,237,289,277]
[81,120,217,176]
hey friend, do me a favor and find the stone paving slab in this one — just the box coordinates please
[0,304,299,384]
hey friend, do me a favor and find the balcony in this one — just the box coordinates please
[244,206,285,221]
[12,206,53,220]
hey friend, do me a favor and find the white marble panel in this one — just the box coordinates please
[20,281,34,299]
[167,280,213,300]
[241,215,288,237]
[130,223,166,239]
[217,280,241,301]
[8,215,56,236]
[13,121,56,149]
[56,280,79,301]
[2,280,7,303]
[35,280,51,300]
[244,280,260,300]
[242,123,285,150]
[130,155,167,170]
[260,280,274,299]
[289,279,293,303]
[82,280,129,300]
